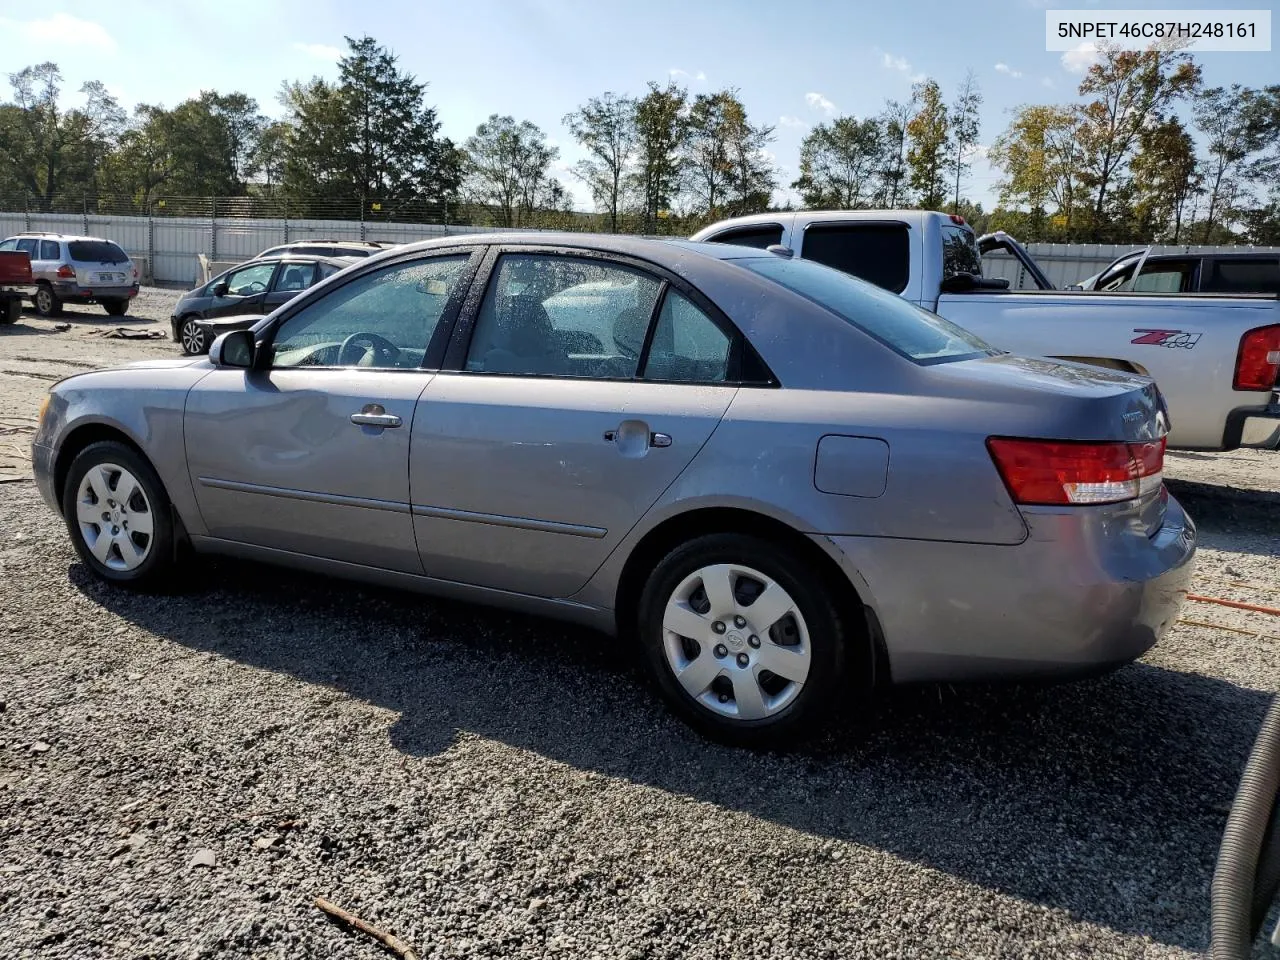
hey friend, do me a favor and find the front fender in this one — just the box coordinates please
[39,367,211,536]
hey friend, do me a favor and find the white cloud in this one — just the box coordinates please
[669,68,707,82]
[778,115,808,129]
[293,41,343,61]
[878,50,928,85]
[1061,41,1099,73]
[0,13,117,53]
[881,52,911,73]
[804,92,836,114]
[994,62,1024,79]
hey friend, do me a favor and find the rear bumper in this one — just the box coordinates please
[821,494,1197,683]
[1225,398,1280,450]
[52,282,139,302]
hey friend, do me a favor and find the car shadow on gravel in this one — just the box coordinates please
[71,558,1273,952]
[1169,482,1280,559]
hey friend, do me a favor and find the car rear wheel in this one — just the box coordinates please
[104,299,129,317]
[637,532,851,747]
[179,316,207,355]
[62,441,177,589]
[1,297,19,324]
[34,283,63,318]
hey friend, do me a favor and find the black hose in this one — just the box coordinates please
[1211,694,1280,959]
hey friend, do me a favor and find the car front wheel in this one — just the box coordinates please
[62,441,177,589]
[179,316,207,355]
[638,532,852,747]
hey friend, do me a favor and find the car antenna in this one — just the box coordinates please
[766,244,794,259]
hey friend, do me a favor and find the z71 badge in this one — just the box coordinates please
[1131,329,1202,349]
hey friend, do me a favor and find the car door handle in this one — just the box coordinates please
[351,413,402,428]
[350,404,402,428]
[603,428,671,447]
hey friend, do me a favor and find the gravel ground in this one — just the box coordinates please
[2,289,1279,959]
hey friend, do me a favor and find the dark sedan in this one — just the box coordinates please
[170,254,358,354]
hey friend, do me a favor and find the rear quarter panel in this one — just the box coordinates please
[936,292,1280,449]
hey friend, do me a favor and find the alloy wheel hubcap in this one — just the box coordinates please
[37,289,51,312]
[182,321,205,353]
[75,463,154,571]
[661,563,811,721]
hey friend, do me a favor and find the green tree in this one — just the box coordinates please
[905,79,950,209]
[792,116,883,208]
[630,81,687,231]
[563,92,637,232]
[338,35,458,202]
[948,70,982,211]
[462,114,562,226]
[1130,116,1200,241]
[682,89,775,218]
[1074,43,1200,239]
[1193,84,1271,241]
[876,98,912,207]
[990,104,1082,238]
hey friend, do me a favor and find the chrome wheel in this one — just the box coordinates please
[181,319,206,355]
[35,287,54,315]
[75,463,154,572]
[661,563,812,721]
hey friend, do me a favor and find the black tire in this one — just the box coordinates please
[179,315,207,355]
[637,532,853,748]
[1,297,19,324]
[34,283,63,318]
[104,299,129,317]
[61,441,178,590]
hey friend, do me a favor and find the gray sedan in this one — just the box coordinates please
[30,234,1196,746]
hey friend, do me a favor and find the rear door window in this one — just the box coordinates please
[705,224,784,250]
[940,224,982,278]
[1132,261,1195,293]
[800,222,911,293]
[271,262,318,292]
[642,290,733,383]
[68,241,128,264]
[40,240,60,260]
[1202,258,1280,294]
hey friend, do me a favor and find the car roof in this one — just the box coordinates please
[6,233,120,243]
[370,232,771,268]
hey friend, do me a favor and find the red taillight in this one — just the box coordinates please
[56,264,75,279]
[1233,324,1280,392]
[987,436,1166,506]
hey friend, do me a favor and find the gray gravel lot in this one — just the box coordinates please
[2,288,1280,959]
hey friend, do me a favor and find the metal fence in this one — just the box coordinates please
[3,198,1277,288]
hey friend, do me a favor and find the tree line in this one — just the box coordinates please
[1,36,1277,243]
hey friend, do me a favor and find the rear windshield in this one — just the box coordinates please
[737,256,998,364]
[69,241,128,264]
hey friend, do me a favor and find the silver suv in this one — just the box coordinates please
[0,233,140,317]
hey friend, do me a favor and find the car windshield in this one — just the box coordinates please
[69,241,128,264]
[736,255,998,363]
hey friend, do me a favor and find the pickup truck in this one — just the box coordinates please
[691,211,1280,451]
[0,249,35,325]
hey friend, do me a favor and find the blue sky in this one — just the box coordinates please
[1,0,1275,210]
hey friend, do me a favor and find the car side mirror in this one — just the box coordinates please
[209,329,255,369]
[212,281,229,297]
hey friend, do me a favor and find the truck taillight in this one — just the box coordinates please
[987,437,1166,506]
[1233,324,1280,391]
[56,264,75,279]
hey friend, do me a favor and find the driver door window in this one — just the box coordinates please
[269,255,470,369]
[224,262,276,297]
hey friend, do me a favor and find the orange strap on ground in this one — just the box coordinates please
[1187,594,1280,617]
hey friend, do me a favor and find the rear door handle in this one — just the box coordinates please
[350,403,402,428]
[603,428,672,448]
